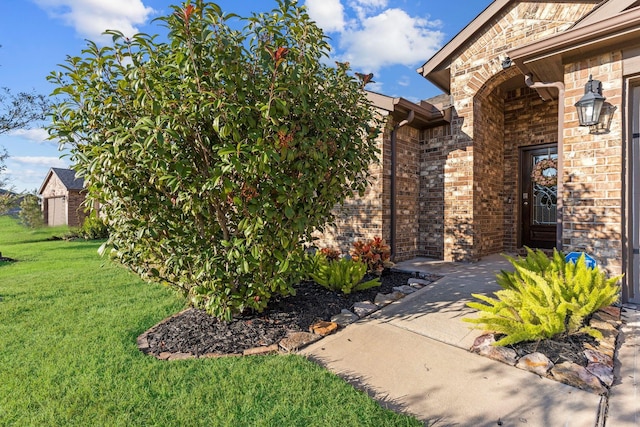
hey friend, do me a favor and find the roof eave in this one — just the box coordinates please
[366,91,449,129]
[509,6,640,84]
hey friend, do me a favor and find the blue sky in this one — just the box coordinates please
[0,0,491,192]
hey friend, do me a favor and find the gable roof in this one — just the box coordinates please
[38,168,84,195]
[417,0,615,94]
[366,91,449,128]
[416,0,512,93]
[509,0,640,84]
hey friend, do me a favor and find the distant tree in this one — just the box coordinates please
[0,87,49,136]
[18,193,44,228]
[48,0,379,320]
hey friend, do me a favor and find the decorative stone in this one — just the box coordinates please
[584,349,613,367]
[167,352,193,361]
[137,335,150,353]
[470,333,496,352]
[584,342,615,359]
[158,352,172,360]
[243,344,280,356]
[392,285,416,295]
[551,362,607,395]
[597,328,619,350]
[279,332,321,352]
[590,318,617,332]
[469,334,517,365]
[418,272,441,281]
[352,301,378,318]
[586,362,614,387]
[374,291,404,307]
[408,278,431,287]
[331,311,359,327]
[516,352,554,376]
[599,305,621,319]
[592,310,622,325]
[310,320,338,336]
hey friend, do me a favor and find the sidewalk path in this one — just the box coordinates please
[300,254,613,426]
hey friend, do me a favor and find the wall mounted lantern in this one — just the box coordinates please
[575,75,605,127]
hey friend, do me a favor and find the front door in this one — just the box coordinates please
[521,145,558,249]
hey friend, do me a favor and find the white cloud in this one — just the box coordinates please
[397,75,411,87]
[305,0,346,33]
[11,156,68,168]
[339,8,444,73]
[9,128,52,144]
[33,0,155,40]
[348,0,388,21]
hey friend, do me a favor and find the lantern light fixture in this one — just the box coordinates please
[575,75,605,127]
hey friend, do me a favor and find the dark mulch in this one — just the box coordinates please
[507,333,598,367]
[145,271,415,357]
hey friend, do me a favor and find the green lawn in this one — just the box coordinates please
[0,216,420,426]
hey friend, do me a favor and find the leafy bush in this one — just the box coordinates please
[48,1,379,320]
[78,212,108,240]
[352,237,391,274]
[18,194,44,229]
[310,253,381,294]
[464,248,621,346]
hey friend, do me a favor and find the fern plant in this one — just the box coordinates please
[310,253,381,294]
[464,248,621,346]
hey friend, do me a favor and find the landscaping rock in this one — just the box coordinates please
[590,318,617,332]
[331,310,359,327]
[374,291,404,307]
[583,349,613,367]
[516,352,554,376]
[470,333,495,352]
[310,321,338,336]
[551,362,607,395]
[243,344,280,356]
[392,285,416,295]
[352,301,378,318]
[481,346,518,365]
[592,310,622,325]
[279,332,321,352]
[168,352,193,361]
[586,362,614,387]
[599,305,621,318]
[584,342,615,359]
[407,278,431,287]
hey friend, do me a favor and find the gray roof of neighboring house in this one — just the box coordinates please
[51,168,84,190]
[38,168,85,194]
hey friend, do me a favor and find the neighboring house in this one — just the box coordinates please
[38,168,87,227]
[315,0,640,304]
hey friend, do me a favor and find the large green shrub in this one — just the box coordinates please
[47,1,379,320]
[464,248,621,346]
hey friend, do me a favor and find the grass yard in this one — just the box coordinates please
[0,216,421,427]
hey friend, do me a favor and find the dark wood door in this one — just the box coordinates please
[521,145,557,249]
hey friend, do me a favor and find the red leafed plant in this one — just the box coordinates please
[319,247,341,261]
[351,237,391,274]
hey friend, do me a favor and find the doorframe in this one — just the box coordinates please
[624,76,640,304]
[518,143,559,250]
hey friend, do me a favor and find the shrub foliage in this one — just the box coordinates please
[310,252,381,294]
[464,248,621,346]
[47,1,379,320]
[351,237,391,274]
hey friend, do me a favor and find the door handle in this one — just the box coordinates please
[523,201,529,206]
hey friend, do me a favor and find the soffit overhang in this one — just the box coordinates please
[509,5,640,98]
[366,91,448,129]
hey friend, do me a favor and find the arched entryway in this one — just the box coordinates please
[473,68,560,256]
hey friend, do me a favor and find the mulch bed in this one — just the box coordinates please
[144,271,414,357]
[507,333,598,367]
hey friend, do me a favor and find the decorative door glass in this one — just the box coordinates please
[532,152,558,226]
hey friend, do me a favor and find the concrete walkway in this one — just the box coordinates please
[300,254,640,426]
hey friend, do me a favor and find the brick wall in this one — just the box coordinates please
[420,1,598,262]
[562,52,624,275]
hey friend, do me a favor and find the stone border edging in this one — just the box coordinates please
[137,272,442,361]
[470,305,622,395]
